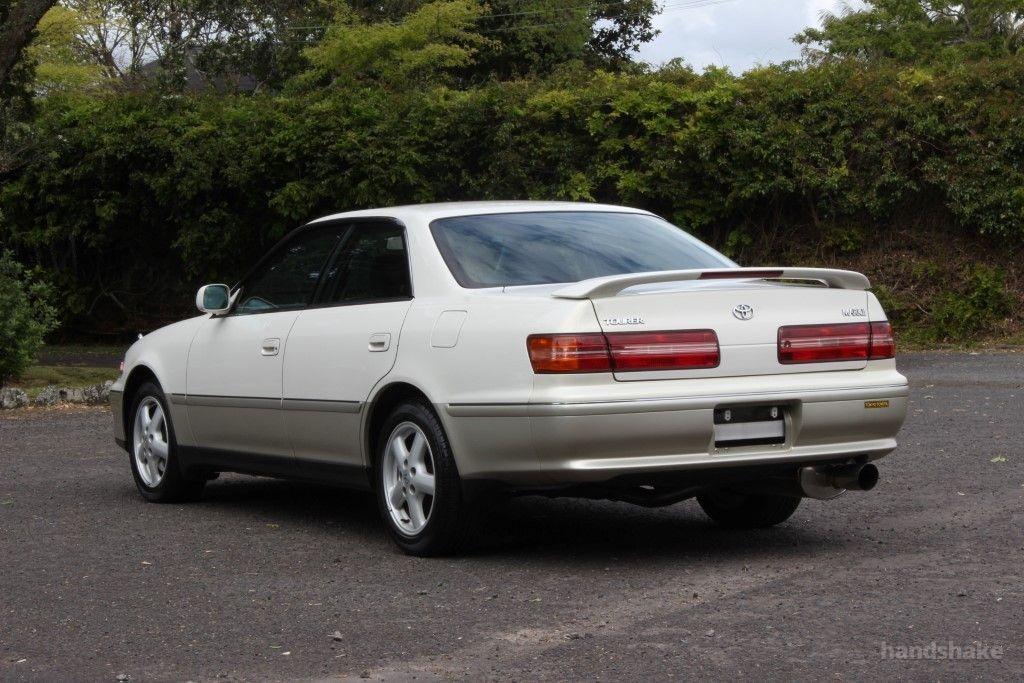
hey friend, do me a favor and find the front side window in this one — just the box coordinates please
[430,211,734,288]
[235,226,346,314]
[318,223,411,304]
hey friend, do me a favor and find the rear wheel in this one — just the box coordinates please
[128,382,204,502]
[697,489,801,529]
[374,400,478,556]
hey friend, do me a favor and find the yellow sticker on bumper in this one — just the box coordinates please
[864,400,890,409]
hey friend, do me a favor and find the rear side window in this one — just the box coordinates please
[319,223,411,304]
[429,211,733,288]
[236,226,347,314]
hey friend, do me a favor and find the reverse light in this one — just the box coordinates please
[778,321,895,364]
[528,330,720,374]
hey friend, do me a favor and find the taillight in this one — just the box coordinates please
[527,334,611,373]
[868,321,895,359]
[527,330,720,373]
[606,330,719,371]
[778,321,895,364]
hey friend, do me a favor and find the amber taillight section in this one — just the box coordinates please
[527,334,612,373]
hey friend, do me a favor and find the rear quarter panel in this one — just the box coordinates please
[381,293,596,478]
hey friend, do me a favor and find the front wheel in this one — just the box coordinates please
[128,382,205,503]
[697,489,801,529]
[374,400,478,556]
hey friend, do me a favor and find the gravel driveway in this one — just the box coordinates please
[1,352,1021,681]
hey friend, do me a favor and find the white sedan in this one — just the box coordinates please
[110,202,908,555]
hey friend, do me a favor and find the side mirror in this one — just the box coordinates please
[196,284,232,314]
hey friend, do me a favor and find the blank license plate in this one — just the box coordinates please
[713,406,785,447]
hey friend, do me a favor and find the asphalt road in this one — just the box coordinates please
[1,352,1022,681]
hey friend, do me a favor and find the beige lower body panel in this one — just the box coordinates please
[444,385,908,485]
[285,404,362,466]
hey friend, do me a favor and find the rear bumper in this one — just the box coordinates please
[442,375,908,485]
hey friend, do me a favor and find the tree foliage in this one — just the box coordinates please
[303,0,486,88]
[0,252,58,387]
[798,0,1024,63]
[26,5,106,92]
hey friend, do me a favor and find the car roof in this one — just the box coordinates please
[308,201,652,225]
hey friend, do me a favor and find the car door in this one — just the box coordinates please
[186,224,348,457]
[283,220,413,467]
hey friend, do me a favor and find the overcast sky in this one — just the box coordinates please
[636,0,860,72]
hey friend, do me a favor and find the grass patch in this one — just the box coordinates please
[10,365,119,398]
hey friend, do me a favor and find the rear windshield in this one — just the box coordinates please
[429,211,733,288]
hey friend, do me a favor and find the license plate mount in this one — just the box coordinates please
[713,405,786,448]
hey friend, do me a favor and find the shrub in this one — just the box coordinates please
[0,252,58,387]
[929,265,1012,341]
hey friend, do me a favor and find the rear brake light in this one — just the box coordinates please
[606,330,719,371]
[527,334,611,373]
[778,323,870,363]
[868,321,895,359]
[699,269,784,281]
[778,321,895,364]
[528,330,720,373]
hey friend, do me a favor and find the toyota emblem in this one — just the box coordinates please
[733,304,754,321]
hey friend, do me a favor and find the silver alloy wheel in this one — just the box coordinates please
[133,396,169,487]
[382,421,437,535]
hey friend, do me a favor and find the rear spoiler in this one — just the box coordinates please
[552,268,871,299]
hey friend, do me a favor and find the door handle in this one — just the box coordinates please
[261,338,281,356]
[368,333,391,352]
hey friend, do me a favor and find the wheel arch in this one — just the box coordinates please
[363,381,439,471]
[122,364,162,430]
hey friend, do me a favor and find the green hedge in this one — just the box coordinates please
[2,58,1022,338]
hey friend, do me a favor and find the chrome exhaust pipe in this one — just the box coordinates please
[739,463,880,500]
[797,462,879,499]
[829,462,879,491]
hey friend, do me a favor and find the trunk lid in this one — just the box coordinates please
[589,280,871,380]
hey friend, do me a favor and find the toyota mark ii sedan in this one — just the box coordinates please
[110,201,908,555]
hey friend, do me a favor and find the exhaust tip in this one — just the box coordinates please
[857,464,879,491]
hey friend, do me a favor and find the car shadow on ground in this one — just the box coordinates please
[185,476,845,564]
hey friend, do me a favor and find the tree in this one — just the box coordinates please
[345,0,661,79]
[797,0,1024,63]
[0,0,59,89]
[26,4,105,92]
[0,252,58,388]
[303,0,486,88]
[587,0,660,68]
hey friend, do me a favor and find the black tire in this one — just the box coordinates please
[127,382,205,503]
[697,489,801,529]
[374,400,479,556]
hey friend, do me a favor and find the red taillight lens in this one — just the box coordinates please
[778,323,871,364]
[778,321,896,364]
[527,334,612,373]
[528,330,720,373]
[868,321,895,359]
[606,330,720,371]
